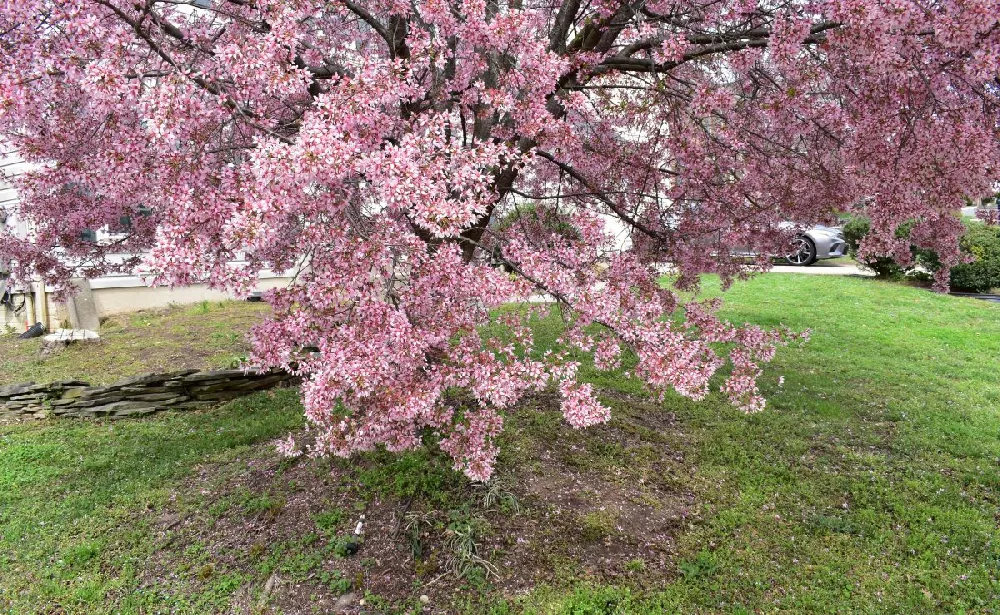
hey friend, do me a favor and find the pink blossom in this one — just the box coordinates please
[1,0,997,480]
[559,381,611,428]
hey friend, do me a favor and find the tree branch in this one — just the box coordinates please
[342,0,392,46]
[598,21,841,75]
[549,0,580,53]
[534,150,668,242]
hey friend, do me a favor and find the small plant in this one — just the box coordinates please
[477,477,521,515]
[579,510,617,542]
[361,591,392,609]
[357,446,462,507]
[193,300,212,314]
[247,543,266,561]
[313,508,346,533]
[679,550,719,580]
[279,549,324,579]
[443,507,498,581]
[807,513,860,536]
[300,532,319,547]
[328,534,362,558]
[64,542,101,568]
[462,566,488,590]
[210,330,242,344]
[207,499,231,517]
[551,585,643,612]
[241,493,286,520]
[625,558,645,573]
[318,569,352,594]
[184,542,208,559]
[403,511,434,561]
[224,353,248,369]
[210,573,244,596]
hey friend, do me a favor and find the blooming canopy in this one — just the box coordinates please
[1,0,997,479]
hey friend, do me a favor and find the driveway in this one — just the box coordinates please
[770,260,873,276]
[654,260,873,277]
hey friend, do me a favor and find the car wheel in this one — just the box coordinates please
[785,235,817,266]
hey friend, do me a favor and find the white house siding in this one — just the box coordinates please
[1,143,31,240]
[0,145,292,332]
[1,145,35,331]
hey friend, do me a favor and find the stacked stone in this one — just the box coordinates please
[0,369,295,420]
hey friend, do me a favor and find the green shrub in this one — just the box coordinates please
[494,202,580,240]
[579,510,618,542]
[950,223,1000,292]
[844,214,1000,292]
[356,446,463,507]
[313,508,346,533]
[842,216,909,278]
[487,203,579,270]
[678,550,719,580]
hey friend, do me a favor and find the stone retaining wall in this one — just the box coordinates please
[0,368,296,420]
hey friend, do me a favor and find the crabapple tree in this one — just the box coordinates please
[1,0,997,479]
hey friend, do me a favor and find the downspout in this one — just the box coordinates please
[35,281,50,330]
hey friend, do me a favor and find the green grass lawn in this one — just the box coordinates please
[0,300,269,385]
[1,275,999,613]
[640,276,1000,612]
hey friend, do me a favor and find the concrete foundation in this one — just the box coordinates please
[66,278,101,331]
[3,277,293,332]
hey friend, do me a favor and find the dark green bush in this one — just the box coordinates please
[844,214,1000,292]
[488,203,580,271]
[842,216,919,279]
[950,223,1000,292]
[494,202,580,240]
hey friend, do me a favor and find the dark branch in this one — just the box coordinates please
[343,0,392,46]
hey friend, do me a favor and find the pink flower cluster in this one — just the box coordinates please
[1,0,996,479]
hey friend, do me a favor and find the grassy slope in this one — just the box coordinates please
[1,275,999,613]
[650,275,999,612]
[0,390,306,612]
[0,301,269,385]
[520,274,1000,613]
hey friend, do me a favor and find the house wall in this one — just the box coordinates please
[2,276,294,333]
[83,277,292,318]
[1,144,297,332]
[0,144,31,235]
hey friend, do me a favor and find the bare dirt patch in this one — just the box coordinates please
[136,391,694,613]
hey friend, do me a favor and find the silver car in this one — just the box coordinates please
[784,225,849,265]
[729,225,848,265]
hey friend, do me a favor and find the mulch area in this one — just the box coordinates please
[139,392,695,613]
